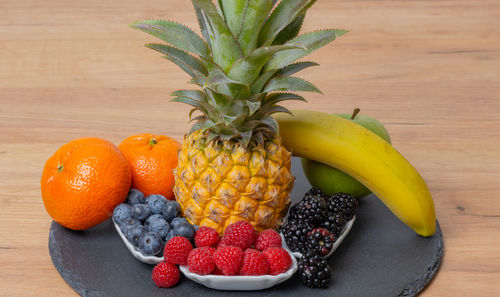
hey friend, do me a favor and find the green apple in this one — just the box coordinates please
[301,108,392,198]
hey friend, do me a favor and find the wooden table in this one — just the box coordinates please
[1,0,499,296]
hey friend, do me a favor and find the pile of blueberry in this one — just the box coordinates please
[112,189,196,257]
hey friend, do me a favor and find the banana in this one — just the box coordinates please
[274,110,436,237]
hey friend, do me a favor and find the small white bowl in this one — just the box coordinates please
[281,216,356,259]
[113,221,164,265]
[179,252,298,291]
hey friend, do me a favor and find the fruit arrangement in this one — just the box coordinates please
[149,220,296,289]
[40,0,439,293]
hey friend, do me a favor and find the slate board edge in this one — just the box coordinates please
[49,226,103,297]
[398,222,444,297]
[49,219,444,297]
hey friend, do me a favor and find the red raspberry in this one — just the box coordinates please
[194,226,220,248]
[255,229,282,251]
[163,236,193,265]
[221,220,256,250]
[152,262,180,288]
[262,247,292,275]
[213,246,243,275]
[239,249,269,276]
[187,247,216,275]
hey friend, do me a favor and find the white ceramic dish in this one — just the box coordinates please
[113,220,164,265]
[115,220,299,290]
[281,215,355,259]
[179,251,298,291]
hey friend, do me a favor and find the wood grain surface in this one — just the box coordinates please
[1,0,499,296]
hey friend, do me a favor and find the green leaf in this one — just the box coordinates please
[277,61,318,76]
[237,0,274,56]
[130,20,210,57]
[267,105,293,115]
[264,29,348,71]
[261,115,279,133]
[272,14,305,45]
[189,121,205,134]
[263,76,322,93]
[228,45,301,85]
[258,0,317,46]
[171,90,207,101]
[193,4,211,47]
[250,70,277,93]
[220,0,248,37]
[203,67,250,99]
[145,43,208,78]
[171,96,212,115]
[192,0,243,71]
[263,92,307,105]
[246,100,261,116]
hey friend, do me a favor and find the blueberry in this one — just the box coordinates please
[120,218,142,238]
[138,232,163,256]
[145,194,168,214]
[126,189,145,205]
[145,214,164,227]
[131,204,151,221]
[125,225,147,247]
[170,217,189,229]
[175,223,195,241]
[113,203,132,224]
[165,229,178,243]
[162,201,180,221]
[147,217,170,239]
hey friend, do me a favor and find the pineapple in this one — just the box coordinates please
[131,0,346,233]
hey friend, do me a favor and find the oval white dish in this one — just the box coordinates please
[281,215,355,259]
[179,252,298,291]
[113,220,164,265]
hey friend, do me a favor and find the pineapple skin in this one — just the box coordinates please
[173,131,294,234]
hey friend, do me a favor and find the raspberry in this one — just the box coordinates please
[187,247,216,275]
[262,247,292,275]
[221,220,256,250]
[152,262,180,288]
[213,246,243,276]
[239,249,269,276]
[255,229,282,251]
[163,236,193,265]
[194,226,220,248]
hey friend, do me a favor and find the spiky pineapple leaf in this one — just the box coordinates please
[258,0,317,46]
[220,0,248,37]
[193,5,211,47]
[263,76,322,93]
[171,96,213,116]
[264,29,348,71]
[250,70,277,93]
[228,45,301,85]
[261,115,280,133]
[130,20,210,57]
[277,61,319,76]
[272,14,305,45]
[237,0,274,56]
[171,90,207,102]
[263,92,307,105]
[204,67,249,96]
[192,0,243,72]
[146,43,208,78]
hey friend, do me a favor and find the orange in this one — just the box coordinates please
[41,138,131,230]
[118,133,181,200]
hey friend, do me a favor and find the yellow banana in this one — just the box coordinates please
[274,110,436,237]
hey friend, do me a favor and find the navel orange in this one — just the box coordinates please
[41,137,132,230]
[118,133,181,200]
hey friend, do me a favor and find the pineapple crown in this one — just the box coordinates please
[131,0,346,147]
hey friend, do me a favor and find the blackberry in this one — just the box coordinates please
[293,191,328,225]
[327,193,359,220]
[282,220,314,254]
[306,228,335,257]
[298,252,331,288]
[321,212,346,237]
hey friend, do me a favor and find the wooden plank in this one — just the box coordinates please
[0,0,499,296]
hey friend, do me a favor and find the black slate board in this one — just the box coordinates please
[49,157,443,297]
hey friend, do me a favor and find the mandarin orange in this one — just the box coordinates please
[41,138,131,230]
[118,133,180,200]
